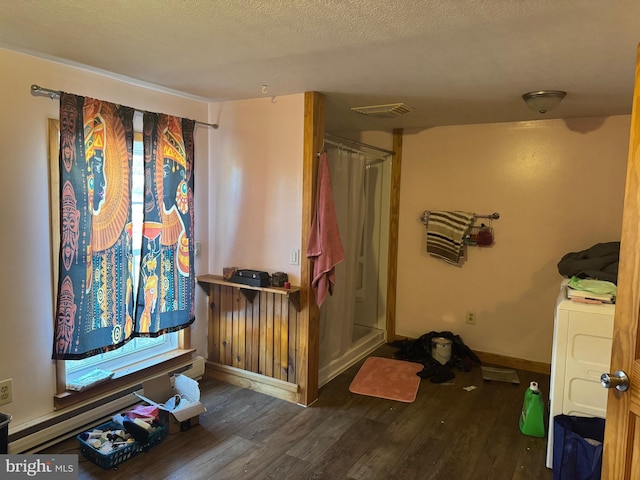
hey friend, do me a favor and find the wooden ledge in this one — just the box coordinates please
[197,274,301,311]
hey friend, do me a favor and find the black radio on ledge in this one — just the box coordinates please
[229,269,271,287]
[271,272,288,287]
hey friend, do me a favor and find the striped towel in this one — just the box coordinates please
[426,211,475,265]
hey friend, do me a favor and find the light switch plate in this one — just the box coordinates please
[290,248,300,266]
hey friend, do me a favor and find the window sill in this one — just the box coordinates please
[53,349,196,410]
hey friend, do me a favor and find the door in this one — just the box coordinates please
[602,45,640,479]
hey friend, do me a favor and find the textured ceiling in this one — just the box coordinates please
[1,0,639,132]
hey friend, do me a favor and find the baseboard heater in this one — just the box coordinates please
[8,355,205,454]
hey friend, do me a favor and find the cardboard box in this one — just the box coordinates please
[135,374,206,434]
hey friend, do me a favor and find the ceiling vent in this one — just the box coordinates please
[350,103,414,118]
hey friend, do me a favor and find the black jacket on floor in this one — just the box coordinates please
[390,331,480,372]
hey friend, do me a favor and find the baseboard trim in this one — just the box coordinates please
[204,361,300,404]
[388,337,550,375]
[474,350,550,375]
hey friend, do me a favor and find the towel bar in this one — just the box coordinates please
[420,210,500,226]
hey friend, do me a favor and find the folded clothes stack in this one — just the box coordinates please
[566,276,616,304]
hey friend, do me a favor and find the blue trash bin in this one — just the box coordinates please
[0,413,11,454]
[553,414,605,480]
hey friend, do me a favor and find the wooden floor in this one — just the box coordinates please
[44,345,552,479]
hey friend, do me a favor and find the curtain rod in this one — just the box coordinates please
[324,133,395,156]
[322,138,390,162]
[30,84,219,129]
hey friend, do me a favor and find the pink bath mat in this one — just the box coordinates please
[349,356,423,403]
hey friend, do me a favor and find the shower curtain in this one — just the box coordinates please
[319,147,367,364]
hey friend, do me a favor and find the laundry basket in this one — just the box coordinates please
[553,414,605,480]
[0,412,11,454]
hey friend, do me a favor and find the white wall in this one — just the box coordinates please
[0,48,210,428]
[396,117,630,364]
[207,95,304,283]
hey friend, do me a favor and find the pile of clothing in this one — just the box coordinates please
[390,331,480,383]
[557,241,619,284]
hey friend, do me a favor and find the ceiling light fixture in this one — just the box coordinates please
[522,90,567,114]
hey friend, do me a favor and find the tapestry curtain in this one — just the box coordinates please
[134,113,195,336]
[52,94,135,359]
[52,95,196,360]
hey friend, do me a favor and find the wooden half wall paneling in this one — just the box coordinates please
[208,282,298,382]
[198,275,302,403]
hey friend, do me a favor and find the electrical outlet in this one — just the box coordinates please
[290,248,300,266]
[194,241,201,257]
[465,311,476,325]
[0,379,12,406]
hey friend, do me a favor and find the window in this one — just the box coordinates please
[49,119,179,387]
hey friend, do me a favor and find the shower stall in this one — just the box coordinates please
[318,135,392,387]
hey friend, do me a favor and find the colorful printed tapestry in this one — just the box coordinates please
[53,93,135,359]
[134,113,195,336]
[52,95,196,359]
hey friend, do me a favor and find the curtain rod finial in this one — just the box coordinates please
[31,84,60,99]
